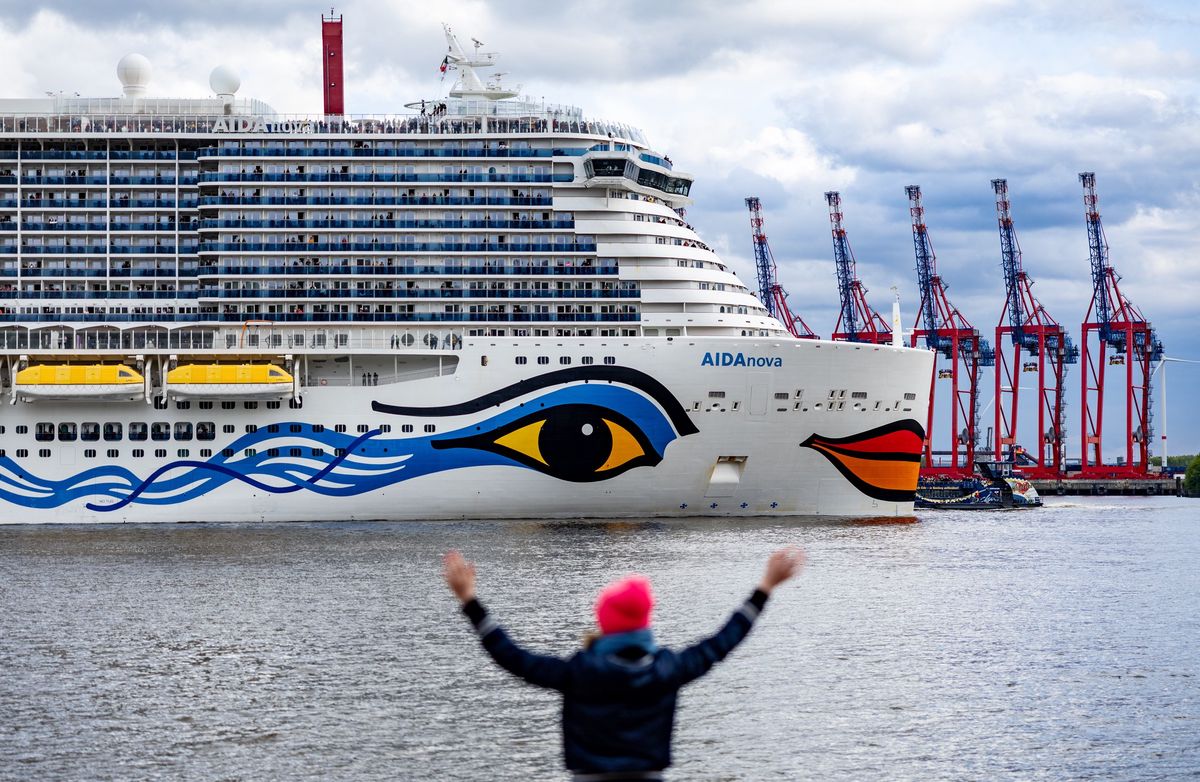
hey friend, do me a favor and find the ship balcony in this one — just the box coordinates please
[198,195,553,207]
[9,222,177,232]
[198,263,618,276]
[197,241,596,254]
[198,172,572,184]
[17,199,108,208]
[199,288,638,299]
[197,218,574,230]
[6,290,193,300]
[17,176,109,185]
[0,312,639,324]
[198,145,586,158]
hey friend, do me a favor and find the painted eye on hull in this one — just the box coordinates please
[433,404,660,482]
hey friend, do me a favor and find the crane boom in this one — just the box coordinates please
[826,191,891,344]
[745,197,818,339]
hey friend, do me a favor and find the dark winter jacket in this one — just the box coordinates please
[460,588,769,779]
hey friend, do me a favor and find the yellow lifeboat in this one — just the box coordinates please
[15,364,145,401]
[166,363,293,399]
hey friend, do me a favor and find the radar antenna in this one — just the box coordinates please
[441,23,520,100]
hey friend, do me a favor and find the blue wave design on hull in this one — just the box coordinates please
[0,383,688,513]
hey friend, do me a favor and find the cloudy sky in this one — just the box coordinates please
[3,0,1199,463]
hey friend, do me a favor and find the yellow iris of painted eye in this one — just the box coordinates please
[597,419,644,472]
[492,417,646,473]
[494,419,548,465]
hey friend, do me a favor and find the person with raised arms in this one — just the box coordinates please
[443,546,805,782]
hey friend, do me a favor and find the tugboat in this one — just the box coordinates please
[915,460,1043,509]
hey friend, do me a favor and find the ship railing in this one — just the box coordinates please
[0,113,647,145]
[0,325,468,354]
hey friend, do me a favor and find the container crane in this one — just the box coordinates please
[1078,172,1163,477]
[991,179,1078,478]
[906,185,995,477]
[825,191,892,344]
[745,197,818,339]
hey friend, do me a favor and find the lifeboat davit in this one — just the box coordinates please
[166,363,293,399]
[15,364,145,401]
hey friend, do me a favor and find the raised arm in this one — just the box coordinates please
[670,546,805,687]
[444,551,571,692]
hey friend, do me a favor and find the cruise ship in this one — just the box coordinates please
[0,24,933,524]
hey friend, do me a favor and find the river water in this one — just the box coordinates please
[1,496,1197,781]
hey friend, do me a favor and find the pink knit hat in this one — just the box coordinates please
[594,576,654,634]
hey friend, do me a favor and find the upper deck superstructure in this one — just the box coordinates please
[0,30,781,356]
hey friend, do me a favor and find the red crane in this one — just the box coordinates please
[906,185,995,478]
[745,197,818,339]
[825,191,892,344]
[1077,172,1163,478]
[991,179,1078,478]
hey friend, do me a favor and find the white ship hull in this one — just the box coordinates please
[0,337,933,524]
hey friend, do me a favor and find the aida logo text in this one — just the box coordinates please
[700,352,783,368]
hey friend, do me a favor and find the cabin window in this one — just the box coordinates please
[603,356,616,365]
[357,424,369,433]
[402,424,413,433]
[58,423,77,442]
[103,423,122,441]
[132,449,144,458]
[424,424,436,433]
[151,423,170,441]
[267,424,280,434]
[335,424,347,433]
[35,423,54,442]
[155,449,167,458]
[84,449,97,458]
[267,401,281,409]
[310,448,325,457]
[200,449,212,458]
[39,449,51,458]
[16,449,28,458]
[107,449,119,458]
[81,422,100,442]
[16,425,28,434]
[222,449,235,458]
[223,425,235,434]
[581,356,594,365]
[199,401,214,410]
[290,424,302,433]
[129,423,148,441]
[197,422,216,441]
[245,424,258,433]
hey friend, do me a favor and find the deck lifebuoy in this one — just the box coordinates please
[319,378,328,386]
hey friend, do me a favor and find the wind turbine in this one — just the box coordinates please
[1152,356,1200,469]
